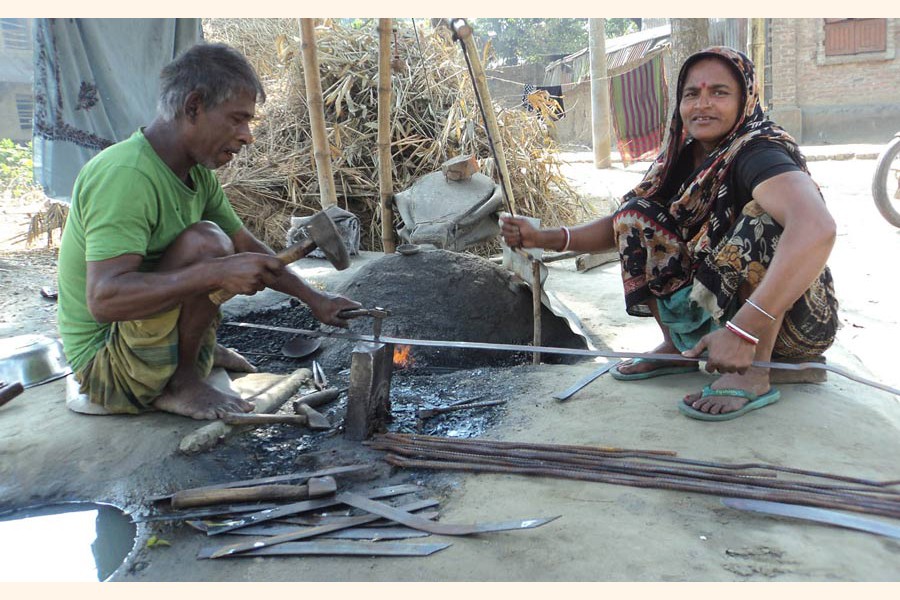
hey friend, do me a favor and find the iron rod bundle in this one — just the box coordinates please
[370,433,900,520]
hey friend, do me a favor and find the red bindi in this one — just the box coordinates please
[699,82,707,89]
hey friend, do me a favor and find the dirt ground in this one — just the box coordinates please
[1,147,899,582]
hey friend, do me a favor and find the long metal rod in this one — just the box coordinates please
[375,433,900,489]
[376,442,900,506]
[223,322,900,397]
[384,455,900,520]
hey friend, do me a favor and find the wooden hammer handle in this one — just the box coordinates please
[208,238,318,305]
[171,484,312,509]
[221,413,309,426]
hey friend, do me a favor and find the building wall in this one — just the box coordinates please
[770,18,900,143]
[0,83,32,143]
[485,63,547,109]
[0,18,34,144]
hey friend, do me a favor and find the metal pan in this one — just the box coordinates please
[0,335,71,388]
[281,334,322,359]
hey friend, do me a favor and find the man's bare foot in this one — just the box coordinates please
[615,341,698,376]
[213,344,258,373]
[682,367,771,416]
[152,372,254,420]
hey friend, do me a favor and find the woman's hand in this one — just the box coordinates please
[683,327,757,374]
[499,215,541,249]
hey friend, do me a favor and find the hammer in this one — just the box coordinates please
[209,209,350,305]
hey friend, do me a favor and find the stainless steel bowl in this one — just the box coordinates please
[0,334,71,388]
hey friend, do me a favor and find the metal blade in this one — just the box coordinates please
[199,540,450,558]
[224,322,900,396]
[337,492,560,536]
[553,360,621,402]
[721,497,900,540]
[191,522,431,540]
[207,498,438,558]
[206,483,420,536]
[133,503,279,523]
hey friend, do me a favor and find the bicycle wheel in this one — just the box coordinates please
[872,134,900,228]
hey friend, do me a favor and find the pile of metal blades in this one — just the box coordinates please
[139,464,558,559]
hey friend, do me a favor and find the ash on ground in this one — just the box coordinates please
[217,300,320,374]
[217,364,529,481]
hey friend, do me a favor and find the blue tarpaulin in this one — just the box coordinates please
[32,18,201,200]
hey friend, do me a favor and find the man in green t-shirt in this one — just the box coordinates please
[57,43,359,420]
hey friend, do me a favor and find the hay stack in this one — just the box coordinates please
[204,19,588,252]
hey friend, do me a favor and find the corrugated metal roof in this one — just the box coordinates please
[544,24,671,86]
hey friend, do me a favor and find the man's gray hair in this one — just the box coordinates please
[157,42,266,121]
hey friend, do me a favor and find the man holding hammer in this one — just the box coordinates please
[57,43,359,420]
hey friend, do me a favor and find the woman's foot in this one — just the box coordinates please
[682,367,772,416]
[613,341,698,377]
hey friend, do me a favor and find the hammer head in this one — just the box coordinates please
[306,209,350,270]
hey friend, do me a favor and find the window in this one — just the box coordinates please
[1,19,29,51]
[16,94,33,130]
[824,19,887,56]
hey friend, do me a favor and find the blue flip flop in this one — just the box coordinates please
[610,357,699,381]
[678,385,781,421]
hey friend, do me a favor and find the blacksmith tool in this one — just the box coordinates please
[417,399,506,421]
[209,209,350,305]
[222,322,900,397]
[0,381,24,409]
[312,360,328,390]
[337,306,392,341]
[170,476,337,510]
[222,406,331,430]
[292,387,344,413]
[147,464,369,504]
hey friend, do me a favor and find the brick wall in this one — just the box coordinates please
[770,18,900,143]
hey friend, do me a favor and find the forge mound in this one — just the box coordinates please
[319,249,588,370]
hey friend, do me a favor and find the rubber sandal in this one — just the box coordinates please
[610,357,699,381]
[678,385,781,421]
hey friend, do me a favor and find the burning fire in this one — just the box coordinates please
[393,344,415,369]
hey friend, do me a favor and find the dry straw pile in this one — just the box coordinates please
[205,19,588,252]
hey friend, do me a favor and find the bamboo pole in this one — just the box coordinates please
[532,260,541,365]
[588,18,612,169]
[299,18,338,209]
[450,19,517,215]
[377,19,396,253]
[749,19,767,107]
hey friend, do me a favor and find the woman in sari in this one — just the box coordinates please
[500,47,839,421]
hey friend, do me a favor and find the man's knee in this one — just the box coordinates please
[180,221,235,257]
[160,221,234,270]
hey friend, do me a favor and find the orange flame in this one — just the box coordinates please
[393,344,415,368]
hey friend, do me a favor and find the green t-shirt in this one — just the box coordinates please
[57,130,243,372]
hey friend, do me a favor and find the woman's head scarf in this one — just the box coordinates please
[623,46,808,265]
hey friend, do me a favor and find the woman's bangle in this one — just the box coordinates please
[561,226,571,252]
[725,320,760,345]
[745,299,776,321]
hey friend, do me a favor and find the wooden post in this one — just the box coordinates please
[750,18,766,108]
[299,18,338,209]
[450,19,517,215]
[588,18,612,169]
[377,19,396,253]
[532,260,542,365]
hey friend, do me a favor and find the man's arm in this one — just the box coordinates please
[230,227,360,326]
[86,250,283,323]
